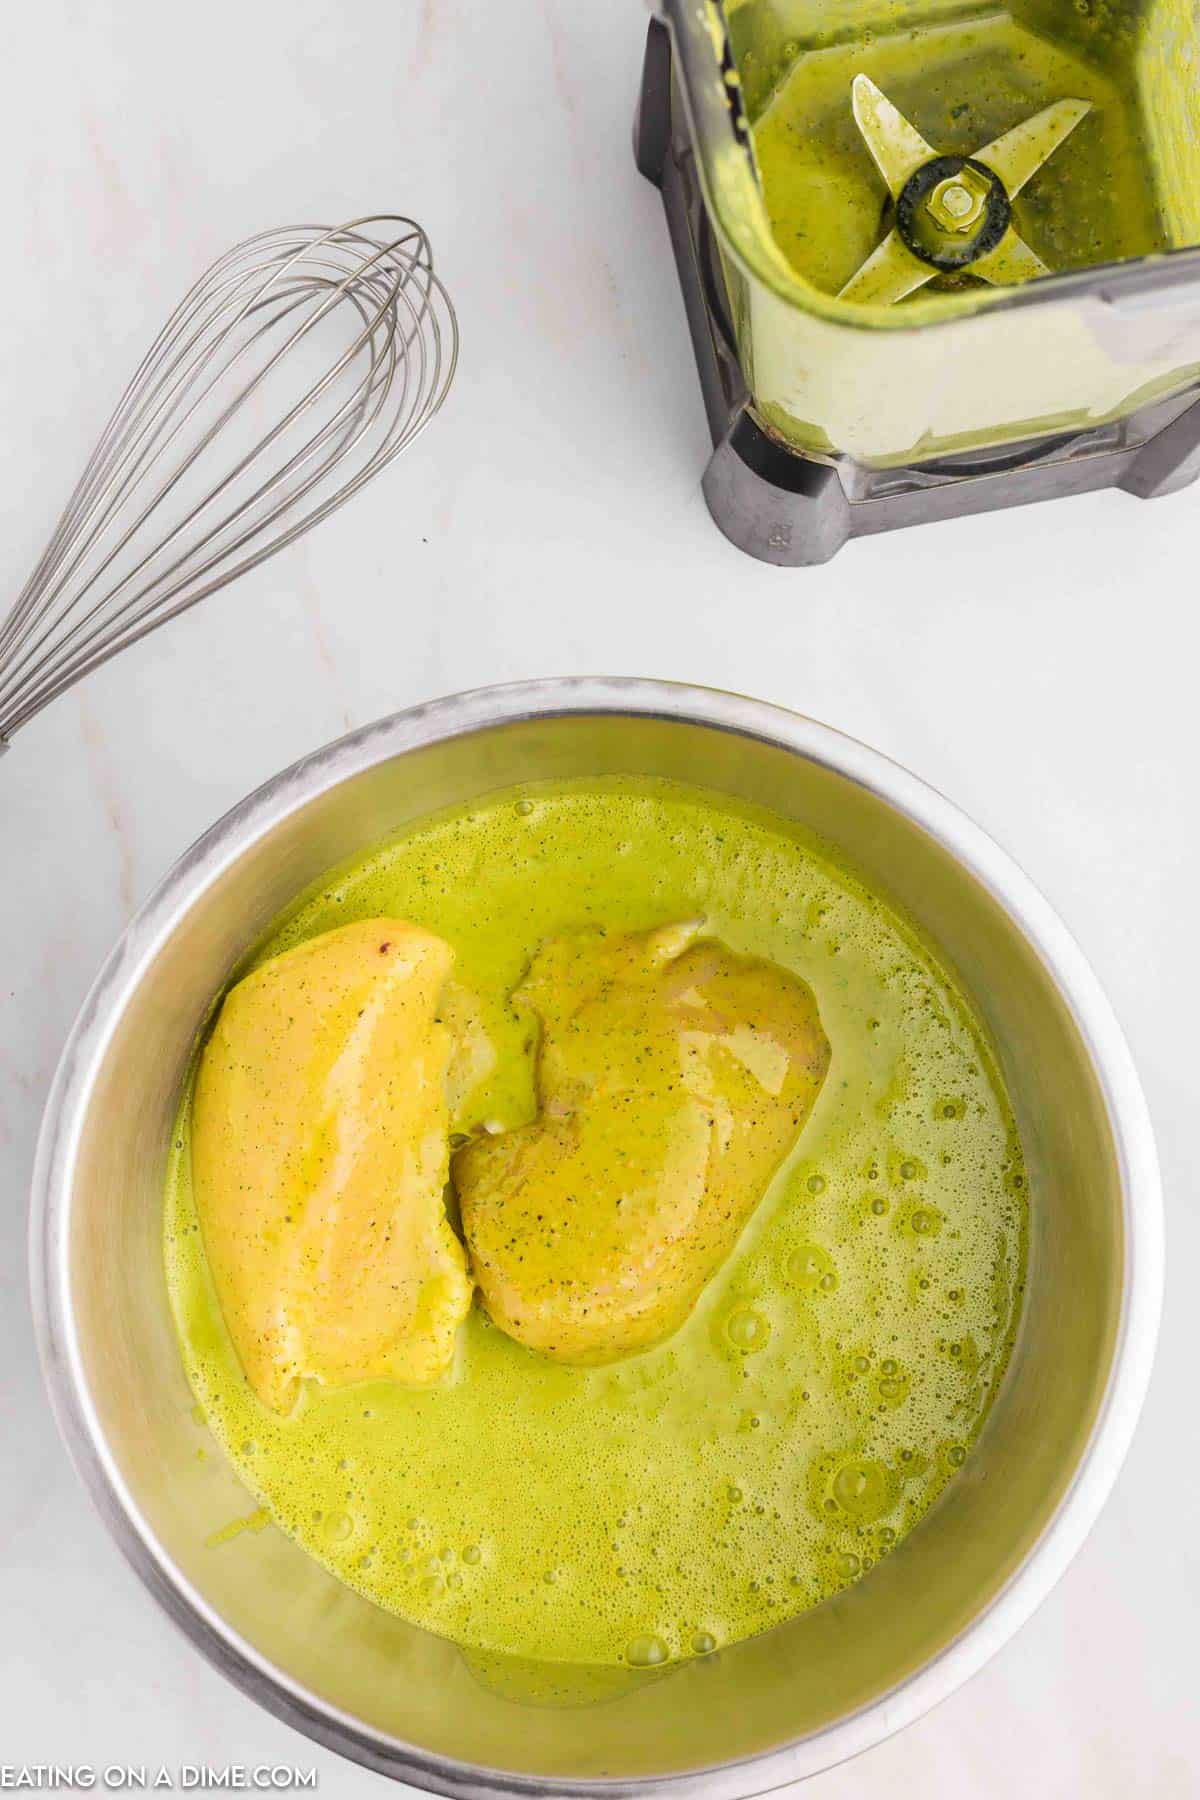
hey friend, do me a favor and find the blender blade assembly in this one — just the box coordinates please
[840,77,1090,304]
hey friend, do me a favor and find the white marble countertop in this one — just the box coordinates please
[1,2,1196,1793]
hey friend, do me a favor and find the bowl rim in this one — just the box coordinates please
[29,676,1163,1797]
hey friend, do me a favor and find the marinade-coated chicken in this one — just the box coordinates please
[192,919,473,1413]
[453,922,830,1364]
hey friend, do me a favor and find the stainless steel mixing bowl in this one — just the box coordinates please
[31,678,1162,1795]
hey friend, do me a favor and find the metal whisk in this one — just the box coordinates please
[0,215,458,749]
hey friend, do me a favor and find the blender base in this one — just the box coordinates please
[635,19,1200,568]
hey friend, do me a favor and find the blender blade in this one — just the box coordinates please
[838,232,937,306]
[850,72,938,196]
[975,99,1094,197]
[971,233,1052,285]
[839,76,1090,304]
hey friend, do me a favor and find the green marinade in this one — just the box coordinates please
[165,778,1027,1669]
[752,12,1168,298]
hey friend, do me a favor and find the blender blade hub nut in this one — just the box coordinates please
[896,156,1012,270]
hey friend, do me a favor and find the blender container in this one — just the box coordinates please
[638,0,1200,557]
